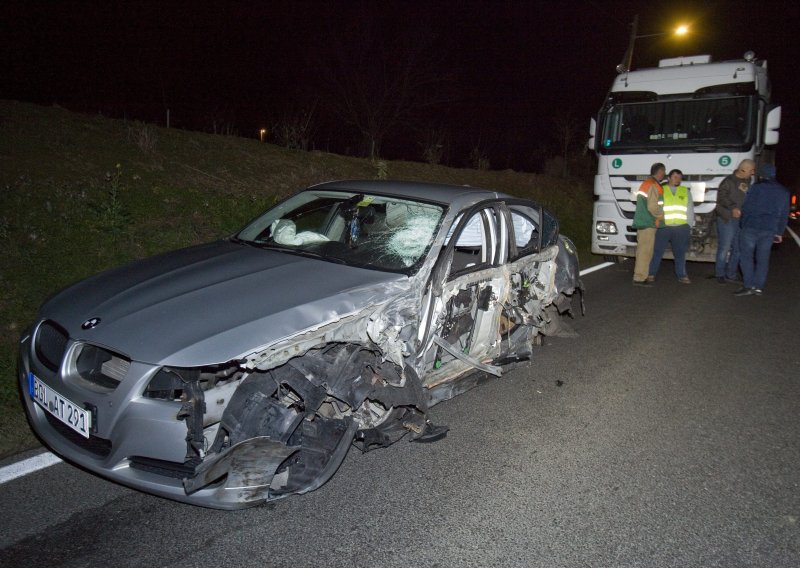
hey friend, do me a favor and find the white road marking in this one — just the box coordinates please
[579,261,615,276]
[0,452,62,484]
[786,226,800,248]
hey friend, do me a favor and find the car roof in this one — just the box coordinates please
[309,179,511,205]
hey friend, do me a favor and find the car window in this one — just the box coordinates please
[445,207,501,276]
[511,211,537,247]
[507,206,540,259]
[507,204,559,260]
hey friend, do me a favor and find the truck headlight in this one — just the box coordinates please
[595,221,618,235]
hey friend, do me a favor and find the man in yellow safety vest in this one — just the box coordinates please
[648,169,695,284]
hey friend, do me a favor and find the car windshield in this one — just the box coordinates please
[236,190,446,273]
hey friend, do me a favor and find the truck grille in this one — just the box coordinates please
[622,174,715,182]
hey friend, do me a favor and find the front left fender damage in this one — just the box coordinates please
[176,340,428,507]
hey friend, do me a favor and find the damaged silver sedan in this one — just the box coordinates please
[19,180,583,509]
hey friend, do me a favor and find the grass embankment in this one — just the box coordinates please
[0,100,595,458]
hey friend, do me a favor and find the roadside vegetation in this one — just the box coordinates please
[0,100,594,458]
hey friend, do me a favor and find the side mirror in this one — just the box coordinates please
[587,117,597,151]
[764,106,781,146]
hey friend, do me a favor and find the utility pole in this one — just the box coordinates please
[617,14,639,74]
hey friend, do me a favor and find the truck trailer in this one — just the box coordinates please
[589,52,781,262]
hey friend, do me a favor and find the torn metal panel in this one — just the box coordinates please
[282,418,359,496]
[554,235,585,310]
[425,369,497,407]
[432,336,502,377]
[185,343,429,502]
[183,436,299,505]
[241,281,415,373]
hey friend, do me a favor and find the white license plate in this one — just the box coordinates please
[30,374,92,439]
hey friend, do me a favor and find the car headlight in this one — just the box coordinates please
[143,363,243,401]
[595,221,618,235]
[143,367,190,401]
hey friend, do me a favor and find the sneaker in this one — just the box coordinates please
[733,287,757,296]
[646,276,655,283]
[753,288,763,295]
[678,277,691,284]
[632,280,652,287]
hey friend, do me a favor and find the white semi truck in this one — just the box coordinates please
[589,52,781,262]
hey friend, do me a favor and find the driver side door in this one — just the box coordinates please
[418,202,511,386]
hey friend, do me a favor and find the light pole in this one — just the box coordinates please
[616,15,689,73]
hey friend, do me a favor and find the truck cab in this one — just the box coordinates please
[589,53,781,262]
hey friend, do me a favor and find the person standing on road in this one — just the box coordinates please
[648,169,695,284]
[713,159,755,283]
[632,162,665,286]
[733,163,790,296]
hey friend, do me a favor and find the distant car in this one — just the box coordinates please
[19,180,583,509]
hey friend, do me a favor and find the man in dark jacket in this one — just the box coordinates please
[733,163,790,296]
[714,159,755,283]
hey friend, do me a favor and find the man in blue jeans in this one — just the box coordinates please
[734,163,790,296]
[649,169,695,283]
[714,159,755,283]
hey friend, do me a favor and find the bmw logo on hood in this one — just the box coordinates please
[82,317,101,330]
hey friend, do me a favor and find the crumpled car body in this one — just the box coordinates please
[18,180,583,509]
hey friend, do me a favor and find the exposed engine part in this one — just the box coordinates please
[182,343,429,505]
[176,372,206,464]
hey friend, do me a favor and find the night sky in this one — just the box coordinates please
[3,0,799,182]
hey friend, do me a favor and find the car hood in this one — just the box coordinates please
[40,240,409,366]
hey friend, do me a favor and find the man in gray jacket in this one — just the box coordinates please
[714,159,754,283]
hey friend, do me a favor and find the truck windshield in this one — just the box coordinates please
[599,95,755,153]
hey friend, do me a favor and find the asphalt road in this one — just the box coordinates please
[1,236,798,568]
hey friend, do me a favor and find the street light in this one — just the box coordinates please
[616,15,689,74]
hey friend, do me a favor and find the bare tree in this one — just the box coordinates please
[418,127,449,165]
[272,101,318,151]
[551,111,582,178]
[468,143,491,171]
[321,9,454,158]
[205,104,238,136]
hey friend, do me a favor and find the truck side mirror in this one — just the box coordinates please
[764,106,781,146]
[587,117,597,151]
